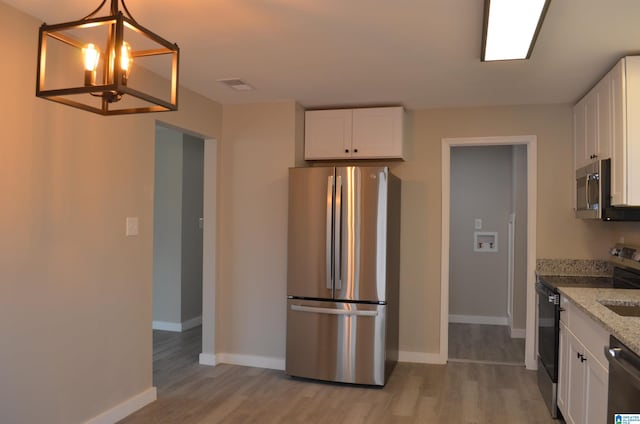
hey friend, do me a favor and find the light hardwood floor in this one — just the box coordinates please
[119,327,554,423]
[448,323,526,364]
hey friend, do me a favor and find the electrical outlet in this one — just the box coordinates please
[474,218,482,230]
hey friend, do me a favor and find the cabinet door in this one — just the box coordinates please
[574,97,589,170]
[625,56,640,205]
[565,332,586,424]
[611,58,626,205]
[351,107,404,159]
[584,354,608,424]
[586,92,599,161]
[596,75,612,160]
[557,323,569,414]
[305,110,353,160]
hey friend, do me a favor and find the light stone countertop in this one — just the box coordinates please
[558,287,640,355]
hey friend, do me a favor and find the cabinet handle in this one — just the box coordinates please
[580,355,587,363]
[345,149,349,153]
[354,148,358,153]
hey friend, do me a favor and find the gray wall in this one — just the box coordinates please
[153,127,184,324]
[449,146,513,320]
[152,128,204,326]
[181,134,204,322]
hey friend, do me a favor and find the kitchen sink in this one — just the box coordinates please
[599,301,640,317]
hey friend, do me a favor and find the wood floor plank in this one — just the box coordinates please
[448,323,525,364]
[118,327,555,424]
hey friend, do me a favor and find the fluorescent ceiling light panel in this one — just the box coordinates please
[482,0,551,61]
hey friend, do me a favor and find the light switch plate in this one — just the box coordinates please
[474,218,482,230]
[126,217,139,236]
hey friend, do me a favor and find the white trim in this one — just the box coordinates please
[181,316,202,331]
[216,353,286,371]
[510,328,526,339]
[441,135,538,371]
[152,320,182,332]
[152,316,202,332]
[398,351,447,364]
[201,137,217,362]
[507,213,515,320]
[448,358,524,366]
[448,314,509,325]
[85,387,156,424]
[440,142,451,366]
[199,353,217,366]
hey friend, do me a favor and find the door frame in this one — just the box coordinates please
[440,135,537,370]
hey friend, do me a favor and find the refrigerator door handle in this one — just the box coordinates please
[334,175,342,290]
[290,304,378,317]
[326,175,334,290]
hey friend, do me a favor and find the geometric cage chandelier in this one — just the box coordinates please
[36,0,179,115]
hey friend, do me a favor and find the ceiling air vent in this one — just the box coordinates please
[217,78,254,91]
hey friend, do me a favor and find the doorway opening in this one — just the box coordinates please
[151,122,217,390]
[447,145,526,365]
[441,136,537,370]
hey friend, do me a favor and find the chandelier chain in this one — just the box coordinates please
[81,0,138,23]
[82,0,107,20]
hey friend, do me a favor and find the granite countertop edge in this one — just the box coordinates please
[558,287,640,355]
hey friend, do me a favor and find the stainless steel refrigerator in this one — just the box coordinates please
[286,166,400,386]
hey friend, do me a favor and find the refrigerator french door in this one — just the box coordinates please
[286,166,400,386]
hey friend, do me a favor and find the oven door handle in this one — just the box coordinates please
[605,347,640,388]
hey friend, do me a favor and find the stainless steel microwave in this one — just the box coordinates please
[575,161,602,219]
[576,159,640,221]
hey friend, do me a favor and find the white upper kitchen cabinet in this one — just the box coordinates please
[304,109,353,160]
[573,74,613,170]
[575,56,640,205]
[611,56,640,206]
[596,75,612,162]
[574,96,589,169]
[304,106,404,160]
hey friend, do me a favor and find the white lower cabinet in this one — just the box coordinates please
[558,297,609,424]
[557,322,569,413]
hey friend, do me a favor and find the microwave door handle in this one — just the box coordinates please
[586,173,597,209]
[585,174,592,209]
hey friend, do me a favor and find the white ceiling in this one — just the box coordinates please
[6,0,640,109]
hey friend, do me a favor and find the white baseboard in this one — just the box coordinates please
[181,316,202,331]
[85,387,156,424]
[152,320,181,332]
[152,316,202,332]
[398,351,446,365]
[216,353,285,370]
[510,328,526,339]
[448,314,508,326]
[199,352,217,366]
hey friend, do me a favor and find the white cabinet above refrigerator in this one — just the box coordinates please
[304,106,405,160]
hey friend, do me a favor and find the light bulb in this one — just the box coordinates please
[83,43,100,72]
[120,41,132,73]
[83,43,100,86]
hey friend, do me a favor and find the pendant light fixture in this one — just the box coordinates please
[36,0,179,115]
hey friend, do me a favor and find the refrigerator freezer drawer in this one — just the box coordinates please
[286,299,388,386]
